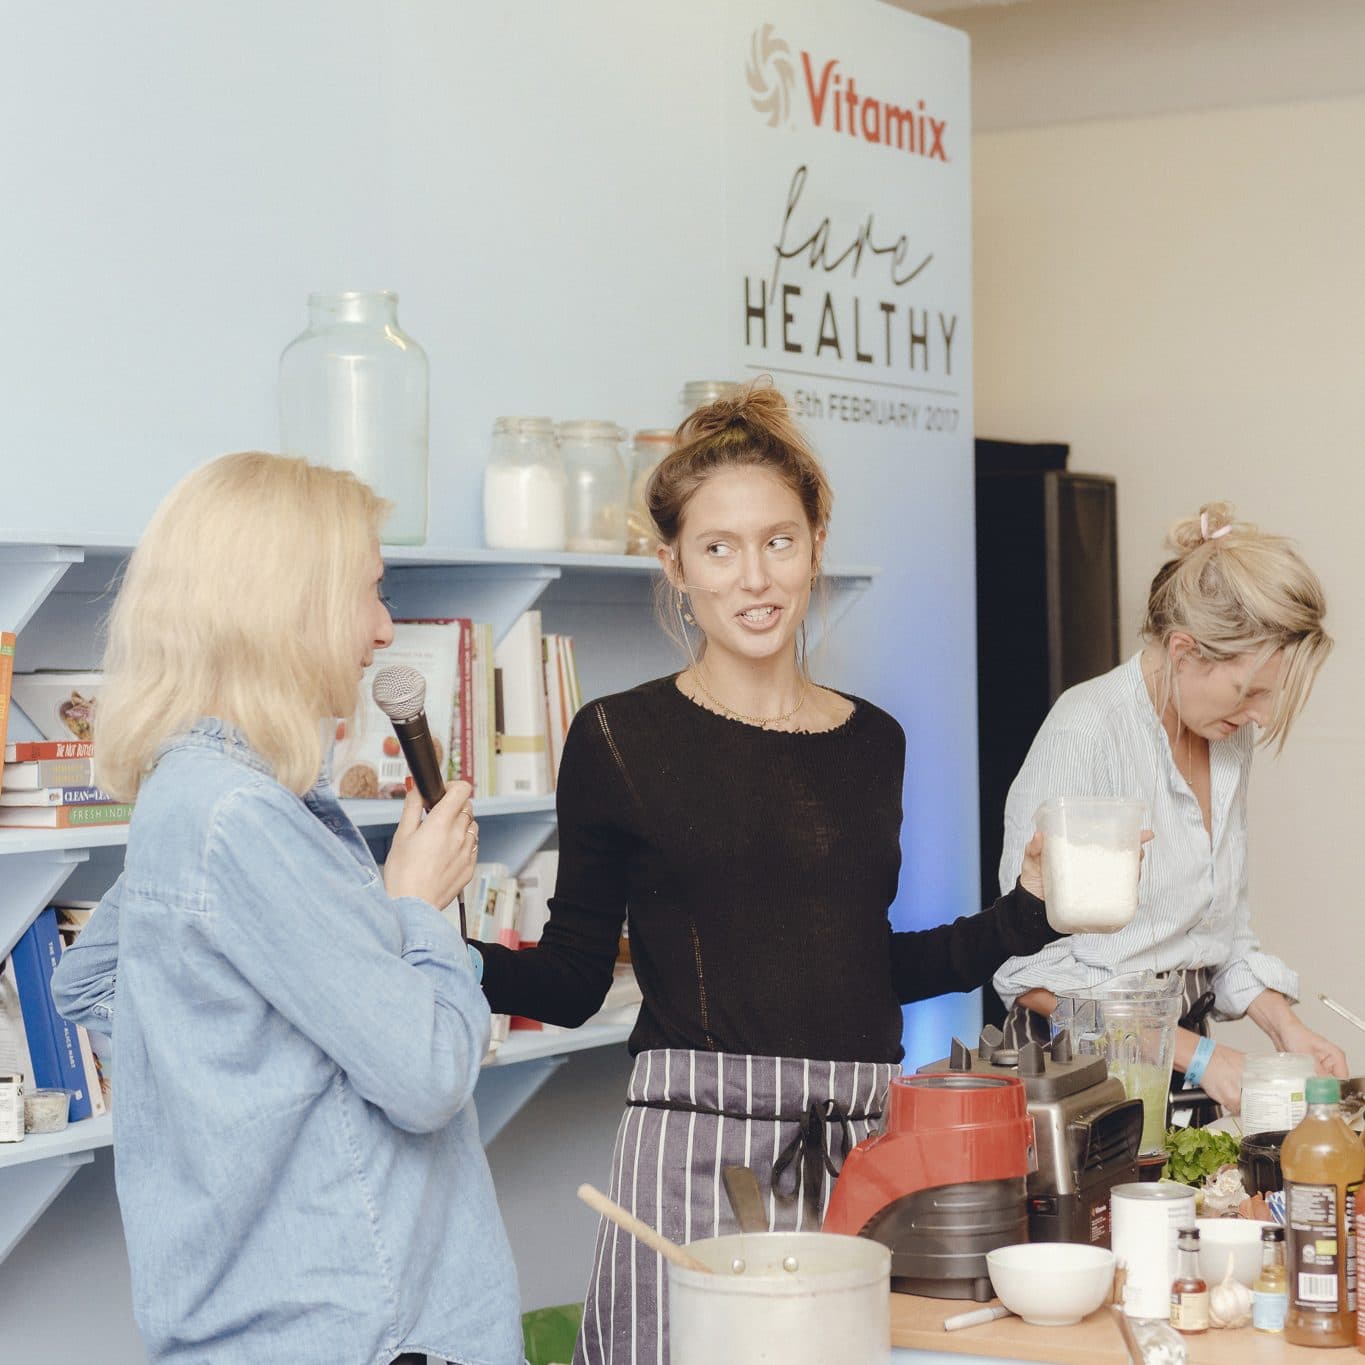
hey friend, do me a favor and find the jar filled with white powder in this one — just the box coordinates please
[483,417,566,551]
[1035,796,1146,934]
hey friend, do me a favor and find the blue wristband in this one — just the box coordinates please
[467,943,485,984]
[1182,1035,1215,1089]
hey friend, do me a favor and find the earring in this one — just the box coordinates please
[677,590,694,627]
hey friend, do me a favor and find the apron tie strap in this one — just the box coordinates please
[771,1099,855,1218]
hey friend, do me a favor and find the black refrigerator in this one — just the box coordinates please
[975,441,1120,1026]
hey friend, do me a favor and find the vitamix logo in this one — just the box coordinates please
[746,25,794,128]
[746,27,949,162]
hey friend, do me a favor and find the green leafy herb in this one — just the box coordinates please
[1160,1126,1241,1185]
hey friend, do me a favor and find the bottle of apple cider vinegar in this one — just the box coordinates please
[1282,1077,1364,1347]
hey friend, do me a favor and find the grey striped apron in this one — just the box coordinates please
[573,1048,898,1365]
[999,966,1216,1052]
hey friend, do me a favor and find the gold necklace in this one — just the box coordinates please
[688,667,810,730]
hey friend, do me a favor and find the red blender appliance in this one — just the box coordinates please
[823,1070,1036,1300]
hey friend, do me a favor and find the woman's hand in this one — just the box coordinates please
[1248,990,1350,1079]
[1019,831,1044,900]
[1196,1043,1246,1113]
[383,781,479,910]
[1276,1019,1350,1080]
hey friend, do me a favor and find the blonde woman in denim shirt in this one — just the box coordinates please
[52,453,523,1365]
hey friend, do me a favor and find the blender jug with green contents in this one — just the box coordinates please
[1052,971,1185,1154]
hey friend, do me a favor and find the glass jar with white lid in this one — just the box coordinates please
[1240,1053,1315,1136]
[556,420,628,555]
[483,417,566,551]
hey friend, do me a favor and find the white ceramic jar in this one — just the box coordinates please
[483,417,566,551]
[556,420,628,555]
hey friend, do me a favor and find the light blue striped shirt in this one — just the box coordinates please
[993,653,1298,1020]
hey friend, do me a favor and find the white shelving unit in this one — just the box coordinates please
[0,533,877,1264]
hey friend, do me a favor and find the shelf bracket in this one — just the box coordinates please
[0,546,84,636]
[474,1054,567,1145]
[0,1149,94,1266]
[384,564,562,645]
[809,575,874,651]
[0,849,90,962]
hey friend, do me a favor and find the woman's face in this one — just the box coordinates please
[659,465,823,668]
[357,544,395,677]
[1171,638,1284,740]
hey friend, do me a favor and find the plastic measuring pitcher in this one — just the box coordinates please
[1034,797,1146,933]
[1052,970,1184,1154]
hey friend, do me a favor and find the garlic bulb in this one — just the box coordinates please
[1208,1253,1253,1329]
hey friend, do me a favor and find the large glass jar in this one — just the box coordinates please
[483,417,566,551]
[279,291,429,544]
[626,428,676,555]
[680,379,739,422]
[556,420,628,555]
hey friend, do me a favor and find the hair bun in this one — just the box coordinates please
[678,377,791,442]
[1168,500,1240,553]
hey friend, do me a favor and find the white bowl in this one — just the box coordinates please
[985,1242,1116,1326]
[1195,1217,1263,1287]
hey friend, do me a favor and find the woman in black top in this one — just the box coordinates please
[475,383,1059,1365]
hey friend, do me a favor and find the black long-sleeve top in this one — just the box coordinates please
[479,675,1061,1063]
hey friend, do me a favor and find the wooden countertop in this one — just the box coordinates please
[891,1292,1338,1362]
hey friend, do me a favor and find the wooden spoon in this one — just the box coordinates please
[577,1183,714,1274]
[722,1166,769,1235]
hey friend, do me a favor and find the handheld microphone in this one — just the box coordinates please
[371,664,467,939]
[371,665,446,811]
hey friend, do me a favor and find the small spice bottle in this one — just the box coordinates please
[1253,1223,1288,1334]
[1170,1226,1209,1334]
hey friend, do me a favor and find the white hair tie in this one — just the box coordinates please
[1199,511,1231,542]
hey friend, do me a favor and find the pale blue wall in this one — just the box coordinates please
[0,3,980,1356]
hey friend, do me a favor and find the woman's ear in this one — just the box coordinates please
[812,526,827,577]
[657,543,682,590]
[1167,631,1199,668]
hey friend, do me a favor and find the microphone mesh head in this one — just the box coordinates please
[371,664,426,723]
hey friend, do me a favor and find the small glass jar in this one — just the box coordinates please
[626,429,676,556]
[680,379,739,421]
[483,417,566,551]
[556,420,628,555]
[279,290,429,544]
[24,1088,72,1134]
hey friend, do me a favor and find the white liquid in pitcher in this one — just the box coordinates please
[1043,838,1140,932]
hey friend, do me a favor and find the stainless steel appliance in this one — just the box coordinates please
[918,1025,1142,1247]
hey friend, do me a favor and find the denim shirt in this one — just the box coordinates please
[50,720,523,1365]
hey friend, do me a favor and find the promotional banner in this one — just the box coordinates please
[727,4,968,440]
[725,0,979,1061]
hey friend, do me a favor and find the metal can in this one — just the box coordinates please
[1111,1181,1195,1319]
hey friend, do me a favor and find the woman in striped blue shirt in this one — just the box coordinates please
[994,502,1348,1114]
